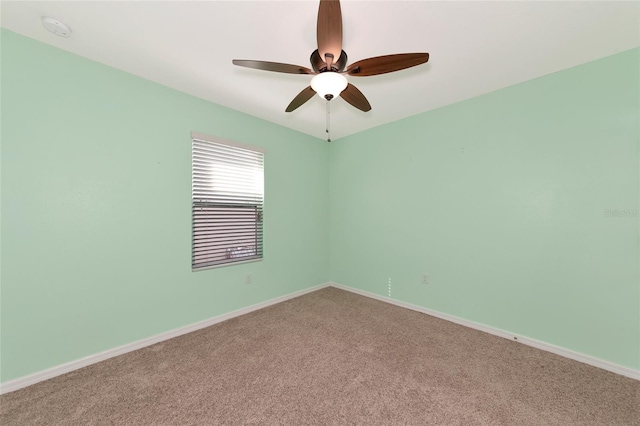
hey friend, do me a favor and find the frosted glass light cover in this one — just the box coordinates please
[310,72,348,99]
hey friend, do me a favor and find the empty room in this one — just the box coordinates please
[1,0,638,424]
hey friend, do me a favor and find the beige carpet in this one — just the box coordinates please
[1,287,638,425]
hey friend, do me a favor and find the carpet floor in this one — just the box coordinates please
[1,287,638,425]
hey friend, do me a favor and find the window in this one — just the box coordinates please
[191,132,264,270]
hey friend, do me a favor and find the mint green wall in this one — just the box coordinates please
[1,28,638,383]
[329,49,640,369]
[0,30,330,382]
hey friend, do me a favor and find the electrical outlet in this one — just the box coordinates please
[421,273,429,284]
[245,274,252,284]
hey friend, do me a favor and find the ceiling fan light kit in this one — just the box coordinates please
[233,0,430,140]
[310,72,348,100]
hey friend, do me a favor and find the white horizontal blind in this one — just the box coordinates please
[192,134,264,269]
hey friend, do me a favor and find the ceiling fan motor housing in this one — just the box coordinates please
[310,49,348,72]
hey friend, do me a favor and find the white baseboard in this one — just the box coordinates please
[329,282,640,381]
[0,282,331,395]
[3,281,636,394]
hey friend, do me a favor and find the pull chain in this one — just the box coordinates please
[325,100,331,143]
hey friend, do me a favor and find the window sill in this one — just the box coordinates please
[192,257,263,272]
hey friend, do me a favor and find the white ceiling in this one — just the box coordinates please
[2,1,639,141]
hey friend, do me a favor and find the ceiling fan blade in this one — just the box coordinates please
[317,0,343,67]
[347,53,429,77]
[340,83,371,112]
[233,60,314,75]
[286,86,317,112]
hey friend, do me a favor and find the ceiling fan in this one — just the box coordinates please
[232,0,430,114]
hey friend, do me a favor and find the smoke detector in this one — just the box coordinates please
[42,17,72,38]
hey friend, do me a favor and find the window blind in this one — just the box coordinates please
[191,132,264,270]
